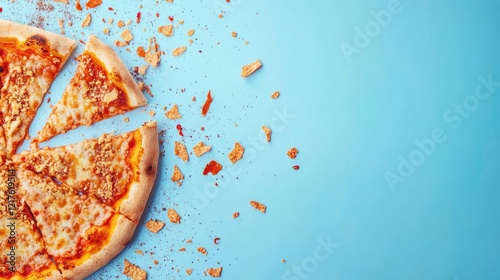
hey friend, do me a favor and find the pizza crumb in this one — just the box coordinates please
[287,147,299,159]
[282,259,286,263]
[232,212,240,218]
[271,91,280,99]
[241,59,262,78]
[250,200,267,213]
[154,260,159,265]
[140,37,161,67]
[187,29,195,36]
[167,208,181,223]
[103,27,110,34]
[145,219,165,233]
[123,259,147,280]
[186,269,193,275]
[137,65,149,75]
[81,13,91,27]
[179,247,186,252]
[158,24,174,36]
[149,110,156,117]
[108,18,113,25]
[186,239,193,243]
[123,117,130,123]
[188,39,194,44]
[165,104,182,119]
[262,126,272,142]
[192,142,211,157]
[201,90,213,117]
[206,267,222,277]
[231,31,237,37]
[172,46,187,56]
[117,20,125,28]
[171,165,184,185]
[197,247,208,256]
[121,28,134,42]
[174,141,189,162]
[179,19,184,24]
[135,249,144,255]
[228,142,244,164]
[218,13,223,18]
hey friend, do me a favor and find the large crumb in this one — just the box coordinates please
[228,142,244,164]
[123,259,147,280]
[172,46,187,56]
[206,267,222,277]
[140,37,161,67]
[174,141,189,162]
[241,59,262,78]
[165,104,182,119]
[145,219,165,233]
[250,200,267,213]
[81,13,91,27]
[171,164,184,186]
[262,126,272,142]
[167,208,181,224]
[287,147,299,159]
[158,24,174,36]
[201,90,213,117]
[192,142,211,157]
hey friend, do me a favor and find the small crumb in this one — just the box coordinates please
[121,28,133,42]
[167,208,181,224]
[145,219,165,233]
[123,117,130,123]
[218,13,223,18]
[262,126,272,142]
[81,13,91,27]
[103,27,109,34]
[244,41,249,45]
[231,31,237,37]
[282,259,286,263]
[250,200,267,213]
[137,65,149,75]
[135,250,144,255]
[166,0,173,2]
[287,147,299,159]
[165,104,182,119]
[241,59,262,78]
[197,247,207,256]
[232,212,240,218]
[172,46,187,56]
[179,247,186,252]
[174,141,189,162]
[126,19,133,25]
[206,267,222,277]
[154,260,159,265]
[186,239,193,244]
[123,259,147,280]
[228,142,244,164]
[271,91,280,99]
[108,18,113,24]
[192,142,211,157]
[158,24,173,36]
[171,165,184,185]
[187,29,195,36]
[186,269,193,275]
[117,20,125,28]
[149,110,156,117]
[179,20,184,24]
[188,39,194,44]
[54,0,68,3]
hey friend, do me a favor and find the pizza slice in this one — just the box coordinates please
[0,19,76,155]
[13,121,159,223]
[0,167,60,279]
[17,168,137,279]
[34,34,147,143]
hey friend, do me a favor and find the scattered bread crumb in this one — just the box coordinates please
[135,250,144,255]
[241,59,262,78]
[218,13,223,18]
[232,212,240,218]
[54,0,68,3]
[137,65,149,75]
[123,117,130,123]
[171,165,184,186]
[154,260,159,265]
[287,147,299,159]
[197,247,207,256]
[158,24,174,36]
[117,20,125,28]
[179,19,184,24]
[121,28,133,42]
[145,219,165,233]
[179,247,186,252]
[192,142,211,157]
[262,126,272,142]
[172,46,187,56]
[141,37,161,67]
[282,259,286,263]
[123,259,147,280]
[108,18,113,24]
[81,14,91,27]
[186,239,193,244]
[186,269,193,275]
[165,104,182,119]
[174,141,189,162]
[103,27,109,34]
[187,29,195,36]
[271,91,280,99]
[250,200,267,213]
[231,31,237,37]
[167,208,181,224]
[228,142,244,164]
[206,267,222,277]
[149,110,156,117]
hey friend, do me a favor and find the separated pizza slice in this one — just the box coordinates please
[34,34,147,143]
[0,167,61,279]
[17,168,137,280]
[14,121,159,223]
[0,19,76,155]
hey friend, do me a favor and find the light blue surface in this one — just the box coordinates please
[2,0,500,279]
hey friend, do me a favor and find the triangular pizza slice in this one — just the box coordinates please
[0,166,60,279]
[0,19,76,155]
[14,121,158,223]
[34,34,147,143]
[17,168,137,279]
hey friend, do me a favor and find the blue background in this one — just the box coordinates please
[2,0,500,279]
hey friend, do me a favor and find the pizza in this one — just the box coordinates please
[0,20,159,279]
[34,34,147,144]
[0,19,76,156]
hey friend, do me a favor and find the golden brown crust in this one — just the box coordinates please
[61,215,136,280]
[86,34,146,107]
[0,19,76,57]
[118,121,159,223]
